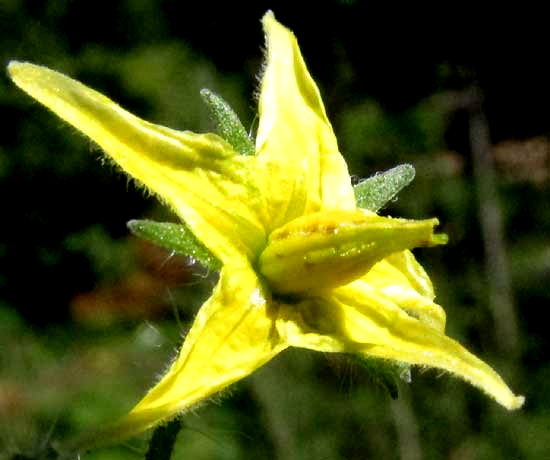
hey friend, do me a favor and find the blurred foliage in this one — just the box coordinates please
[1,1,550,459]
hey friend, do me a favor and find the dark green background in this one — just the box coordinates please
[1,1,548,459]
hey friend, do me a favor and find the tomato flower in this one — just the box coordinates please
[8,10,523,443]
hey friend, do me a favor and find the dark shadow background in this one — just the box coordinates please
[1,1,549,459]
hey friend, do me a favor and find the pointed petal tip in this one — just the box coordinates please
[261,10,287,37]
[7,61,51,102]
[507,394,525,410]
[7,60,38,78]
[262,10,275,24]
[7,59,22,70]
[7,61,52,93]
[6,60,24,80]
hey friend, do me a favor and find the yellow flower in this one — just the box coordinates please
[8,11,523,442]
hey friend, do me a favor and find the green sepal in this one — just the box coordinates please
[200,88,255,156]
[354,164,416,212]
[350,354,412,399]
[127,220,221,271]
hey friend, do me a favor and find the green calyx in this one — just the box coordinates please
[200,88,255,156]
[127,219,221,271]
[350,355,412,399]
[354,164,416,212]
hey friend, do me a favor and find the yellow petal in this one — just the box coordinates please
[278,282,524,410]
[7,61,265,264]
[361,252,446,331]
[111,266,286,439]
[381,250,436,300]
[255,12,355,230]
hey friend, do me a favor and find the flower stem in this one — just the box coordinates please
[145,417,182,460]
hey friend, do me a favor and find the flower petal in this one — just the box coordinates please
[361,252,446,331]
[111,266,286,439]
[8,61,265,264]
[255,12,355,230]
[277,282,523,410]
